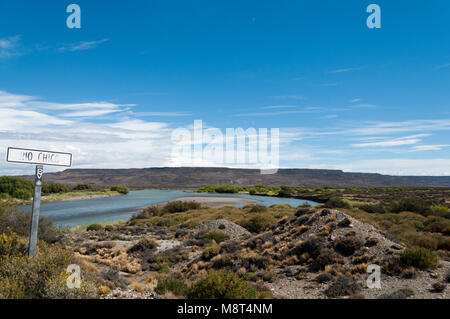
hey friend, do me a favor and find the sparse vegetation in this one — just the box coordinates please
[156,276,189,296]
[0,176,34,200]
[324,275,362,298]
[188,270,258,299]
[240,214,276,233]
[109,185,130,195]
[86,223,103,231]
[199,231,230,246]
[400,247,439,269]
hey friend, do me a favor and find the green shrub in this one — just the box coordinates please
[156,276,189,296]
[0,204,59,243]
[324,275,361,298]
[128,238,159,253]
[86,224,103,231]
[0,240,95,299]
[431,206,450,219]
[202,244,221,260]
[214,185,239,194]
[163,201,201,214]
[0,232,26,257]
[324,198,351,209]
[42,183,69,195]
[199,231,230,246]
[390,198,432,216]
[248,204,268,213]
[241,214,276,233]
[188,270,257,299]
[0,176,34,200]
[72,184,94,191]
[110,185,130,194]
[12,189,33,200]
[400,246,439,269]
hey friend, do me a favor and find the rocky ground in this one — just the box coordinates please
[60,206,450,299]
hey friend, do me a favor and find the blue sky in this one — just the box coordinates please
[0,0,449,176]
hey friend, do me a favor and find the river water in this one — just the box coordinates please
[20,190,317,228]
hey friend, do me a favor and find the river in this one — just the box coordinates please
[20,190,317,228]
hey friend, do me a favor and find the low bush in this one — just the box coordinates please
[0,176,34,200]
[315,272,333,283]
[86,224,103,231]
[156,276,189,296]
[187,270,257,299]
[72,184,94,191]
[334,238,362,257]
[202,243,221,260]
[42,183,69,195]
[431,282,446,293]
[0,238,97,298]
[248,205,268,213]
[359,204,386,214]
[240,214,276,233]
[431,206,450,219]
[128,238,159,253]
[323,198,351,209]
[110,185,130,195]
[324,275,361,298]
[199,231,230,246]
[389,198,432,216]
[0,204,59,243]
[400,246,439,269]
[163,201,201,214]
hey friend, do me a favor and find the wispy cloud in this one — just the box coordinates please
[434,63,450,70]
[134,112,191,117]
[261,105,297,110]
[59,38,109,52]
[235,107,323,117]
[0,90,132,118]
[351,134,429,148]
[348,120,450,135]
[0,35,22,58]
[320,82,342,87]
[410,145,449,152]
[273,95,304,100]
[328,67,363,74]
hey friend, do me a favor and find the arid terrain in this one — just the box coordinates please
[57,196,449,299]
[1,186,449,299]
[21,167,450,188]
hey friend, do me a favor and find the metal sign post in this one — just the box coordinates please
[28,165,43,257]
[6,147,72,258]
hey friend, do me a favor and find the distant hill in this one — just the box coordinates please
[20,167,450,188]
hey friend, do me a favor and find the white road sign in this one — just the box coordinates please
[6,147,72,167]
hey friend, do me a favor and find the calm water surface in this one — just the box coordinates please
[20,190,317,228]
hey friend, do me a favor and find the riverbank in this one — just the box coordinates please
[38,191,122,204]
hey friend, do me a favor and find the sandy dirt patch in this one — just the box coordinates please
[171,196,257,207]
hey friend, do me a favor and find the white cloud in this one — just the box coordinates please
[328,67,362,73]
[61,109,123,117]
[0,35,22,58]
[352,139,420,147]
[350,134,430,148]
[410,145,449,151]
[273,95,304,100]
[59,39,109,52]
[134,111,191,117]
[330,158,450,176]
[348,120,450,135]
